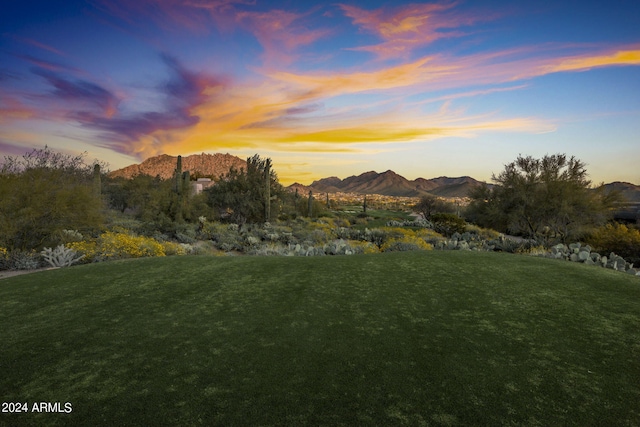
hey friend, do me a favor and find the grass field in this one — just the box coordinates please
[1,251,639,426]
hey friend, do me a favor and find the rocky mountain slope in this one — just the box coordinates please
[300,170,486,198]
[110,154,639,202]
[109,153,246,180]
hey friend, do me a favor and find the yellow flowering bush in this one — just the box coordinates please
[67,232,165,261]
[0,247,8,270]
[464,224,501,240]
[348,240,380,254]
[381,235,434,252]
[66,241,98,261]
[587,223,640,264]
[162,241,188,256]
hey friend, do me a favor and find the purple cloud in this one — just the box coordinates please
[79,54,226,155]
[32,67,119,116]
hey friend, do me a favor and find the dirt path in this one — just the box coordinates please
[0,267,58,280]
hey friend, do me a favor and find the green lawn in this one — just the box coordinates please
[1,252,639,426]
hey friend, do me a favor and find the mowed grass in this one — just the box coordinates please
[1,251,639,426]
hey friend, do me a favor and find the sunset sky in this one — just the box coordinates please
[1,0,639,185]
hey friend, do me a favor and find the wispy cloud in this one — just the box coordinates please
[32,68,120,117]
[339,1,486,60]
[534,48,640,74]
[83,54,227,156]
[12,36,67,56]
[0,95,35,123]
[236,8,331,66]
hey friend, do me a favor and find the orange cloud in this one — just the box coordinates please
[268,56,458,96]
[235,9,331,66]
[535,48,640,74]
[339,2,485,59]
[0,97,36,123]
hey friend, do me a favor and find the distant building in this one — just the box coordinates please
[192,178,215,195]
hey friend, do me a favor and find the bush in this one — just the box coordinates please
[587,223,640,265]
[0,247,9,270]
[67,232,165,261]
[381,235,433,252]
[161,241,190,256]
[431,213,466,237]
[0,249,44,270]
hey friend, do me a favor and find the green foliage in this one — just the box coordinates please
[587,222,640,264]
[466,154,620,243]
[0,147,104,250]
[67,231,166,262]
[206,154,285,224]
[431,213,466,237]
[414,195,455,219]
[0,249,44,270]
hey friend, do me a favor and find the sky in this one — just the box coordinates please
[1,0,639,185]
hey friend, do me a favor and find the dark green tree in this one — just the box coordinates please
[414,195,454,220]
[205,154,284,224]
[466,154,620,243]
[0,147,104,249]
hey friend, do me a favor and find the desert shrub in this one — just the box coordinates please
[335,227,365,241]
[67,232,165,261]
[364,228,387,248]
[198,221,244,251]
[66,241,98,262]
[431,213,466,237]
[0,147,104,250]
[414,228,446,246]
[348,240,380,254]
[491,237,540,254]
[587,223,640,264]
[1,249,44,270]
[161,241,190,256]
[465,224,501,240]
[0,247,10,270]
[381,235,433,252]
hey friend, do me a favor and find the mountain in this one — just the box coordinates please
[602,181,640,203]
[109,153,246,180]
[304,170,487,198]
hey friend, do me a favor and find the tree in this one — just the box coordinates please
[205,154,284,224]
[466,154,620,243]
[414,195,454,220]
[0,147,104,250]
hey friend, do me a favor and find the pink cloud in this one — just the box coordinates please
[235,9,331,66]
[339,2,488,60]
[89,0,254,33]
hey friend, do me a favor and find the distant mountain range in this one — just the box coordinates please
[109,153,640,201]
[602,182,640,203]
[290,170,486,198]
[108,153,246,180]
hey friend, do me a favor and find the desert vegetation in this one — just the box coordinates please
[0,148,638,276]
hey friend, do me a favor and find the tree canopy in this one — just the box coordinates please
[205,154,285,224]
[0,147,105,249]
[466,154,620,242]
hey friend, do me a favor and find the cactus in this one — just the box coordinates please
[265,158,271,221]
[182,170,190,194]
[92,164,101,197]
[308,190,313,217]
[41,245,85,267]
[174,155,183,194]
[363,194,367,213]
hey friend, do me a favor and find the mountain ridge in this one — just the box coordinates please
[109,153,640,200]
[108,153,246,180]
